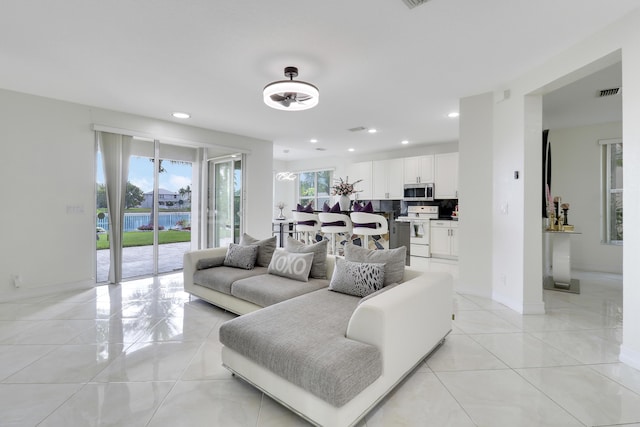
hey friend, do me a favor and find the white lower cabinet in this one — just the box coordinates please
[430,220,458,258]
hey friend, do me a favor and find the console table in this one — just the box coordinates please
[544,230,581,294]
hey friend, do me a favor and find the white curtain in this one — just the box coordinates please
[98,131,132,284]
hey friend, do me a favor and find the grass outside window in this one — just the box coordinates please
[97,230,191,250]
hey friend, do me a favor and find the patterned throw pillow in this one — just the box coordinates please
[268,249,315,282]
[344,244,406,286]
[240,233,277,267]
[329,258,386,297]
[285,237,328,279]
[223,243,259,270]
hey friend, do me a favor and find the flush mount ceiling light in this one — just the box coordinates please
[172,112,191,119]
[264,66,319,111]
[447,112,460,118]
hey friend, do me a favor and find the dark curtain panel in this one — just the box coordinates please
[542,129,551,217]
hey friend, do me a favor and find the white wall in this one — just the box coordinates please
[548,122,623,274]
[458,93,493,297]
[0,89,272,301]
[480,8,640,364]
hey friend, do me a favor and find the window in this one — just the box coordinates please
[298,170,332,209]
[602,139,623,244]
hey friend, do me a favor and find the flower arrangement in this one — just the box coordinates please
[331,176,363,196]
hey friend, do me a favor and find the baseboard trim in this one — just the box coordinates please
[491,291,545,314]
[0,279,96,303]
[620,345,640,370]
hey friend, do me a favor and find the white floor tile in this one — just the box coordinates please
[530,329,621,364]
[0,383,83,426]
[590,362,640,396]
[0,344,56,381]
[437,369,583,427]
[39,381,174,426]
[453,310,521,334]
[517,365,640,426]
[426,334,508,372]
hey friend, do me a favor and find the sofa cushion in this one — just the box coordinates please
[344,244,406,286]
[268,249,314,282]
[240,233,277,267]
[231,274,329,307]
[329,258,385,297]
[285,237,328,279]
[196,256,226,270]
[193,266,268,295]
[224,243,259,270]
[220,289,382,408]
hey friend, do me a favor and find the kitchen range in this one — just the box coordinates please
[396,205,439,258]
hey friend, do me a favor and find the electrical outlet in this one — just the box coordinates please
[11,274,21,288]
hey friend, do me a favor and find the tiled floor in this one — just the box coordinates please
[1,257,638,426]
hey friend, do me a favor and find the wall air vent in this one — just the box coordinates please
[598,87,620,97]
[402,0,431,9]
[348,126,367,132]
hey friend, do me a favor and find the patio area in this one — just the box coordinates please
[96,242,192,282]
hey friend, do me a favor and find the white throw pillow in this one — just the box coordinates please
[268,249,314,282]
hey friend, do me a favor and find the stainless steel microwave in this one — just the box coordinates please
[403,183,434,201]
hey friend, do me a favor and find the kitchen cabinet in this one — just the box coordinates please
[430,220,458,258]
[404,155,434,184]
[349,161,372,200]
[434,152,459,199]
[372,158,404,199]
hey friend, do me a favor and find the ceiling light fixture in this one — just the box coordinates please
[368,128,377,134]
[276,172,297,181]
[172,112,191,119]
[264,66,319,111]
[310,139,318,143]
[401,140,409,145]
[447,112,460,118]
[348,148,355,152]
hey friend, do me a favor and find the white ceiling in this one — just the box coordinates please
[0,1,635,160]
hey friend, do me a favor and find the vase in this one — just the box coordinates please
[339,195,351,211]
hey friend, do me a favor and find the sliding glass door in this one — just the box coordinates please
[96,137,196,282]
[208,156,243,248]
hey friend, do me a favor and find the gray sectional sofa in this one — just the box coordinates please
[183,237,453,427]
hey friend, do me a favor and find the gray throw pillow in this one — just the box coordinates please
[224,243,259,270]
[285,237,328,279]
[344,244,406,285]
[240,233,277,267]
[330,258,385,297]
[268,249,314,282]
[196,256,226,270]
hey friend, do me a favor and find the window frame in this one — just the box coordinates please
[297,169,333,210]
[601,138,623,245]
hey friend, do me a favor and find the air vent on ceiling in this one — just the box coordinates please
[402,0,431,9]
[348,126,367,132]
[315,147,327,151]
[598,87,620,97]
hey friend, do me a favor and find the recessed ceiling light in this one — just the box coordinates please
[401,140,409,145]
[310,139,318,143]
[368,128,377,134]
[172,112,191,119]
[447,112,459,118]
[348,148,355,152]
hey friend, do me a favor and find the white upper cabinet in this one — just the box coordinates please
[404,155,434,184]
[349,161,372,200]
[372,158,404,200]
[434,152,459,199]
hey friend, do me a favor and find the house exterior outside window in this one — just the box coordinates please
[602,138,623,244]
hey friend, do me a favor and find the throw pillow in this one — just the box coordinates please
[296,203,316,226]
[329,258,386,297]
[285,237,328,279]
[196,256,226,270]
[240,233,277,267]
[224,243,259,270]
[353,201,374,213]
[344,244,406,285]
[268,248,314,282]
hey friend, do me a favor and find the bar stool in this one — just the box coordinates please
[292,212,320,244]
[318,213,352,255]
[350,212,389,249]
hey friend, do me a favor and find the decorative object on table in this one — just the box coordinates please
[331,176,362,211]
[561,203,570,225]
[553,196,561,226]
[275,201,287,220]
